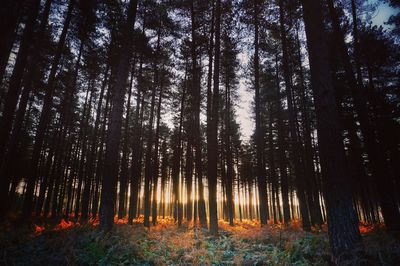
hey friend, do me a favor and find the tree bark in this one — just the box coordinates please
[208,0,221,235]
[328,0,400,233]
[301,0,363,261]
[22,0,75,220]
[151,74,164,225]
[100,0,138,231]
[254,0,268,225]
[118,63,135,219]
[0,0,25,85]
[0,0,41,166]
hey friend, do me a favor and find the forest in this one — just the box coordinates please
[0,0,399,265]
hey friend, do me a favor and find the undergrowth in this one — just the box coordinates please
[0,218,398,265]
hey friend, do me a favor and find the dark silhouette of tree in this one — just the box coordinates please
[207,0,221,236]
[301,0,363,261]
[100,0,138,231]
[22,0,76,220]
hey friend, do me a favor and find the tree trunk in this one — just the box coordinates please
[0,0,41,165]
[278,0,310,230]
[254,0,268,225]
[274,54,291,224]
[128,75,144,224]
[143,52,160,227]
[151,75,164,225]
[328,0,400,233]
[224,62,234,226]
[81,61,110,221]
[172,65,187,227]
[100,0,138,231]
[118,63,135,219]
[22,0,75,220]
[208,0,221,235]
[93,77,112,218]
[205,0,215,229]
[294,25,323,227]
[301,0,363,261]
[160,141,168,219]
[0,0,53,220]
[0,0,25,85]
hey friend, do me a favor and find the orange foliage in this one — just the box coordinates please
[55,219,74,230]
[115,218,127,224]
[359,222,381,234]
[112,215,151,225]
[34,224,45,234]
[89,217,99,226]
[289,218,303,230]
[134,214,144,223]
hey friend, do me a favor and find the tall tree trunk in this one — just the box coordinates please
[52,120,75,218]
[267,103,278,224]
[254,0,268,225]
[0,0,53,220]
[301,0,363,261]
[278,0,310,230]
[22,0,75,220]
[74,80,93,218]
[128,74,144,224]
[205,0,215,229]
[75,81,95,219]
[274,54,291,224]
[118,63,135,219]
[189,0,207,228]
[93,77,112,218]
[151,75,164,225]
[65,141,80,218]
[100,0,138,231]
[172,65,187,227]
[224,63,234,226]
[0,0,41,165]
[127,51,147,224]
[143,42,160,227]
[328,0,400,233]
[0,0,25,85]
[185,141,194,222]
[0,2,53,216]
[294,25,323,227]
[160,141,168,219]
[208,0,221,235]
[81,62,110,221]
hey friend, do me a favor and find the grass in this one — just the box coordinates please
[0,217,399,265]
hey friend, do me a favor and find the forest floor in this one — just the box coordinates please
[0,216,399,265]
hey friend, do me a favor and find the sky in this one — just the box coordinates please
[236,52,253,142]
[371,2,398,26]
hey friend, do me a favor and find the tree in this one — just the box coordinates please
[100,0,138,232]
[208,0,221,236]
[0,0,53,220]
[301,0,363,261]
[220,5,239,225]
[22,0,76,219]
[253,0,269,225]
